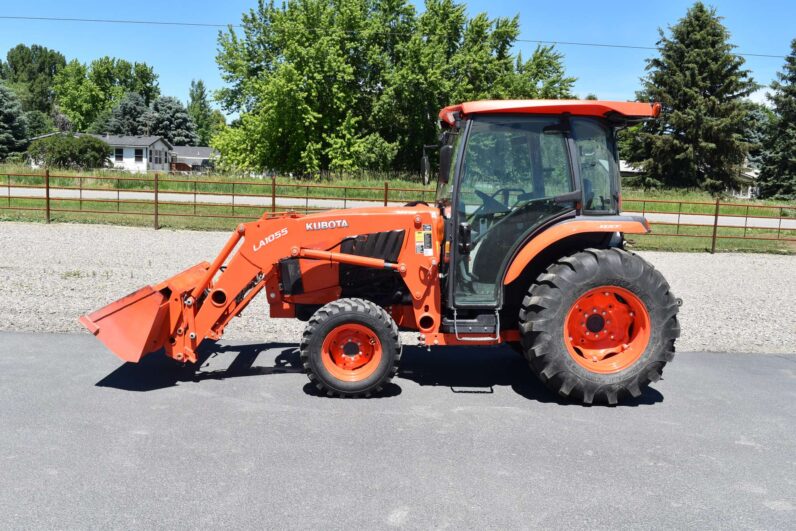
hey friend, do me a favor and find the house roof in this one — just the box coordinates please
[171,146,217,159]
[27,132,173,149]
[92,134,173,150]
[439,100,661,126]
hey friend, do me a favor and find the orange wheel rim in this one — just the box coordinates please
[321,324,383,382]
[564,286,651,374]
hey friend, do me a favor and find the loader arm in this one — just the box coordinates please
[80,207,444,364]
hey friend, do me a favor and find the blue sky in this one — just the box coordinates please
[0,0,792,111]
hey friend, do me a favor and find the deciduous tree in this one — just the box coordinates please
[0,44,66,113]
[214,0,575,174]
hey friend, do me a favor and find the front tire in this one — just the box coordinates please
[301,298,401,397]
[519,248,680,405]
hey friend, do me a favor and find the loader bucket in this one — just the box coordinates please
[79,285,170,363]
[79,262,211,363]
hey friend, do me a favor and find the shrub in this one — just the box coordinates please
[27,134,111,169]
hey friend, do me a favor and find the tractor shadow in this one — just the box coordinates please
[95,342,304,392]
[398,345,664,406]
[96,341,663,406]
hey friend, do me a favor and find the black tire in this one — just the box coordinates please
[300,298,401,397]
[519,248,680,405]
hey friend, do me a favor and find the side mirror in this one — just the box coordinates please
[421,154,431,186]
[439,144,453,184]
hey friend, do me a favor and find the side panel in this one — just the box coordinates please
[503,217,649,285]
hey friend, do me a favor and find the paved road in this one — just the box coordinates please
[2,331,795,529]
[7,185,796,230]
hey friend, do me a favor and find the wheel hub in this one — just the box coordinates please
[564,286,651,374]
[586,314,605,333]
[320,323,383,382]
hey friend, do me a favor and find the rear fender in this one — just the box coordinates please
[503,216,649,285]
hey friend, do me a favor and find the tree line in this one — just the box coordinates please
[0,0,794,198]
[0,44,225,160]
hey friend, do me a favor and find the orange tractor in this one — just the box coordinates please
[81,100,680,404]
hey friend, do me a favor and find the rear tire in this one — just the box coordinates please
[519,248,680,405]
[301,298,401,397]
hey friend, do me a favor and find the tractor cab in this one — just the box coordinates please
[431,100,660,310]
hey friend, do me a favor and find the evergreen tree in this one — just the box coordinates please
[758,39,796,199]
[0,84,28,160]
[23,110,55,137]
[187,80,215,145]
[146,96,199,145]
[625,2,756,193]
[103,92,149,135]
[741,101,775,170]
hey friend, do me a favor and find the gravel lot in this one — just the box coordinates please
[1,221,794,353]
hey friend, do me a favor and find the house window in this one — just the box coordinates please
[149,149,152,163]
[135,149,144,162]
[115,148,123,162]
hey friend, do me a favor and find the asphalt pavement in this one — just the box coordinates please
[1,331,795,529]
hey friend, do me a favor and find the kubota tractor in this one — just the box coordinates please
[81,100,680,404]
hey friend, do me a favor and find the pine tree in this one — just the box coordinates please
[758,39,796,199]
[187,80,215,146]
[145,96,199,146]
[104,92,149,135]
[0,83,28,160]
[625,2,756,193]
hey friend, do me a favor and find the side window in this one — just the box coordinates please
[135,149,144,162]
[115,148,123,162]
[539,133,571,197]
[572,119,618,213]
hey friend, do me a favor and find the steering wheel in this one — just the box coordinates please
[474,189,508,215]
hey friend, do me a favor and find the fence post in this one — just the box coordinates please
[383,181,389,206]
[153,173,159,230]
[710,197,720,254]
[271,176,276,213]
[45,169,51,223]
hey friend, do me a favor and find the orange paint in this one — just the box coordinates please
[439,99,661,125]
[320,323,383,382]
[503,219,649,285]
[563,286,651,374]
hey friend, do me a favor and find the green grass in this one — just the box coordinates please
[629,223,796,254]
[622,186,795,218]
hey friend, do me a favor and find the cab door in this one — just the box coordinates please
[450,115,577,308]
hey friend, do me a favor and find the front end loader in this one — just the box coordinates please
[81,100,680,404]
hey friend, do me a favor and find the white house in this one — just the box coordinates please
[29,133,173,173]
[95,134,174,173]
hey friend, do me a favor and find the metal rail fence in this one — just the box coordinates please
[1,171,794,253]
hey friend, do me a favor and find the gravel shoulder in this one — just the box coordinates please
[1,221,794,353]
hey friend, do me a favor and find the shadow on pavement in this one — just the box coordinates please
[95,342,303,392]
[96,341,663,406]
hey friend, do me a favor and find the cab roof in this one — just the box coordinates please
[438,100,661,126]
